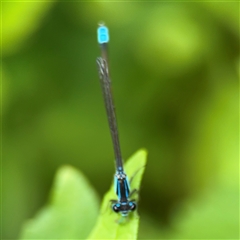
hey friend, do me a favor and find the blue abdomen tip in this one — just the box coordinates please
[97,26,109,44]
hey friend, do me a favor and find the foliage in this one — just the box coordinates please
[19,150,147,239]
[2,2,239,239]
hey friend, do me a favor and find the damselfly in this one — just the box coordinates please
[96,23,136,217]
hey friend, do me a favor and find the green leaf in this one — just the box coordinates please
[19,149,147,239]
[87,149,147,240]
[19,165,100,239]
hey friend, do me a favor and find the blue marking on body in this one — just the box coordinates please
[114,175,117,194]
[124,179,129,198]
[97,26,109,44]
[126,176,130,191]
[117,181,121,199]
[129,202,133,206]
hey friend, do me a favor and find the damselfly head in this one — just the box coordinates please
[112,201,137,216]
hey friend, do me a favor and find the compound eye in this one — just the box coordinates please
[112,203,121,213]
[128,202,137,211]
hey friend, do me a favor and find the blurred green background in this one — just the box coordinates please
[2,1,239,239]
